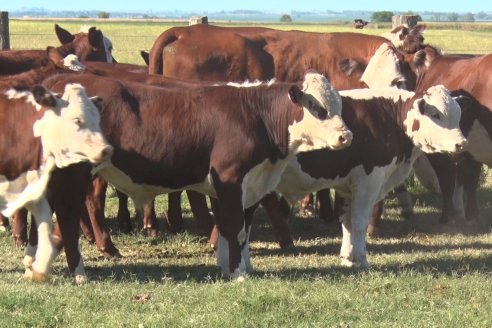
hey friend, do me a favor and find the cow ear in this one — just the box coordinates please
[88,27,103,47]
[140,51,150,65]
[55,24,74,44]
[46,46,64,66]
[288,85,304,105]
[32,86,58,108]
[339,59,363,76]
[90,96,104,110]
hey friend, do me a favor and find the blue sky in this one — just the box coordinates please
[3,1,491,13]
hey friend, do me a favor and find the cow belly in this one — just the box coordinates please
[0,158,55,217]
[466,121,492,166]
[94,162,217,208]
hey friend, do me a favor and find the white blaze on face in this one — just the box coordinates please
[288,72,352,152]
[62,54,86,71]
[33,84,112,167]
[404,85,467,154]
[361,43,405,89]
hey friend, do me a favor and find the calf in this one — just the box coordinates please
[43,71,352,279]
[0,84,112,282]
[274,86,467,267]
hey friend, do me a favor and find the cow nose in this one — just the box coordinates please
[455,141,467,152]
[338,131,352,147]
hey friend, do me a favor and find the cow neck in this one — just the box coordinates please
[0,98,45,180]
[245,84,297,162]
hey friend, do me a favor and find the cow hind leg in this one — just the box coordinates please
[0,214,10,232]
[458,157,482,223]
[12,208,28,247]
[116,190,133,233]
[259,192,295,252]
[166,191,185,233]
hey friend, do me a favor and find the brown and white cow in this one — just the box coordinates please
[0,83,112,283]
[43,71,352,279]
[147,24,414,243]
[274,86,467,267]
[401,46,492,224]
[0,24,114,76]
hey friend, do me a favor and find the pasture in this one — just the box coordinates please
[1,20,492,327]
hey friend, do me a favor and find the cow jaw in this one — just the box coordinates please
[361,43,405,89]
[405,85,467,154]
[33,84,112,168]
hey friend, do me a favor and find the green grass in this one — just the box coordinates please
[2,19,492,327]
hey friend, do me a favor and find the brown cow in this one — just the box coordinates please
[42,71,352,279]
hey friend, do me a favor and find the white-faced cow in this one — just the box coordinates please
[273,85,467,267]
[42,71,352,279]
[0,83,112,283]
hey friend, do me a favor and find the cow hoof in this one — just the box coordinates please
[366,224,379,238]
[230,269,248,282]
[401,209,414,220]
[143,227,159,237]
[340,258,368,269]
[0,225,9,233]
[100,246,122,259]
[118,222,133,234]
[14,235,28,248]
[24,268,49,283]
[23,255,34,269]
[74,274,88,285]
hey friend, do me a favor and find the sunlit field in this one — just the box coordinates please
[1,19,492,327]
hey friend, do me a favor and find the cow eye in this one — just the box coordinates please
[431,113,440,120]
[72,118,84,128]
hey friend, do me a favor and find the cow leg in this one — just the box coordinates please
[212,175,247,279]
[85,176,121,258]
[427,154,461,223]
[340,188,376,268]
[395,185,413,220]
[187,190,215,237]
[23,198,55,282]
[317,189,336,222]
[458,156,482,222]
[298,193,315,217]
[12,208,28,247]
[141,200,158,237]
[0,214,10,232]
[366,201,384,238]
[259,192,295,251]
[116,190,133,234]
[166,191,185,233]
[23,214,38,271]
[79,205,95,244]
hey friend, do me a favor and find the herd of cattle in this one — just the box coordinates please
[0,22,491,283]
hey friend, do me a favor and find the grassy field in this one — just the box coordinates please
[1,20,492,327]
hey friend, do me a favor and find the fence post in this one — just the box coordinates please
[0,11,9,50]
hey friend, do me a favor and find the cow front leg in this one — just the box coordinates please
[259,192,295,251]
[12,208,28,247]
[116,190,132,233]
[166,191,184,233]
[458,157,482,223]
[212,176,248,279]
[24,198,55,282]
[137,200,158,237]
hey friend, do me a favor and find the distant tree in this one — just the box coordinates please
[447,12,459,22]
[78,15,89,19]
[430,12,444,21]
[476,11,488,20]
[462,12,475,22]
[98,11,110,19]
[371,11,394,23]
[280,14,292,23]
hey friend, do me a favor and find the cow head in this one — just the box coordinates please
[288,72,352,152]
[361,43,406,89]
[54,24,115,63]
[404,85,467,154]
[31,84,113,167]
[46,47,86,72]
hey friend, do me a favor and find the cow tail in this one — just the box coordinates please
[148,28,180,75]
